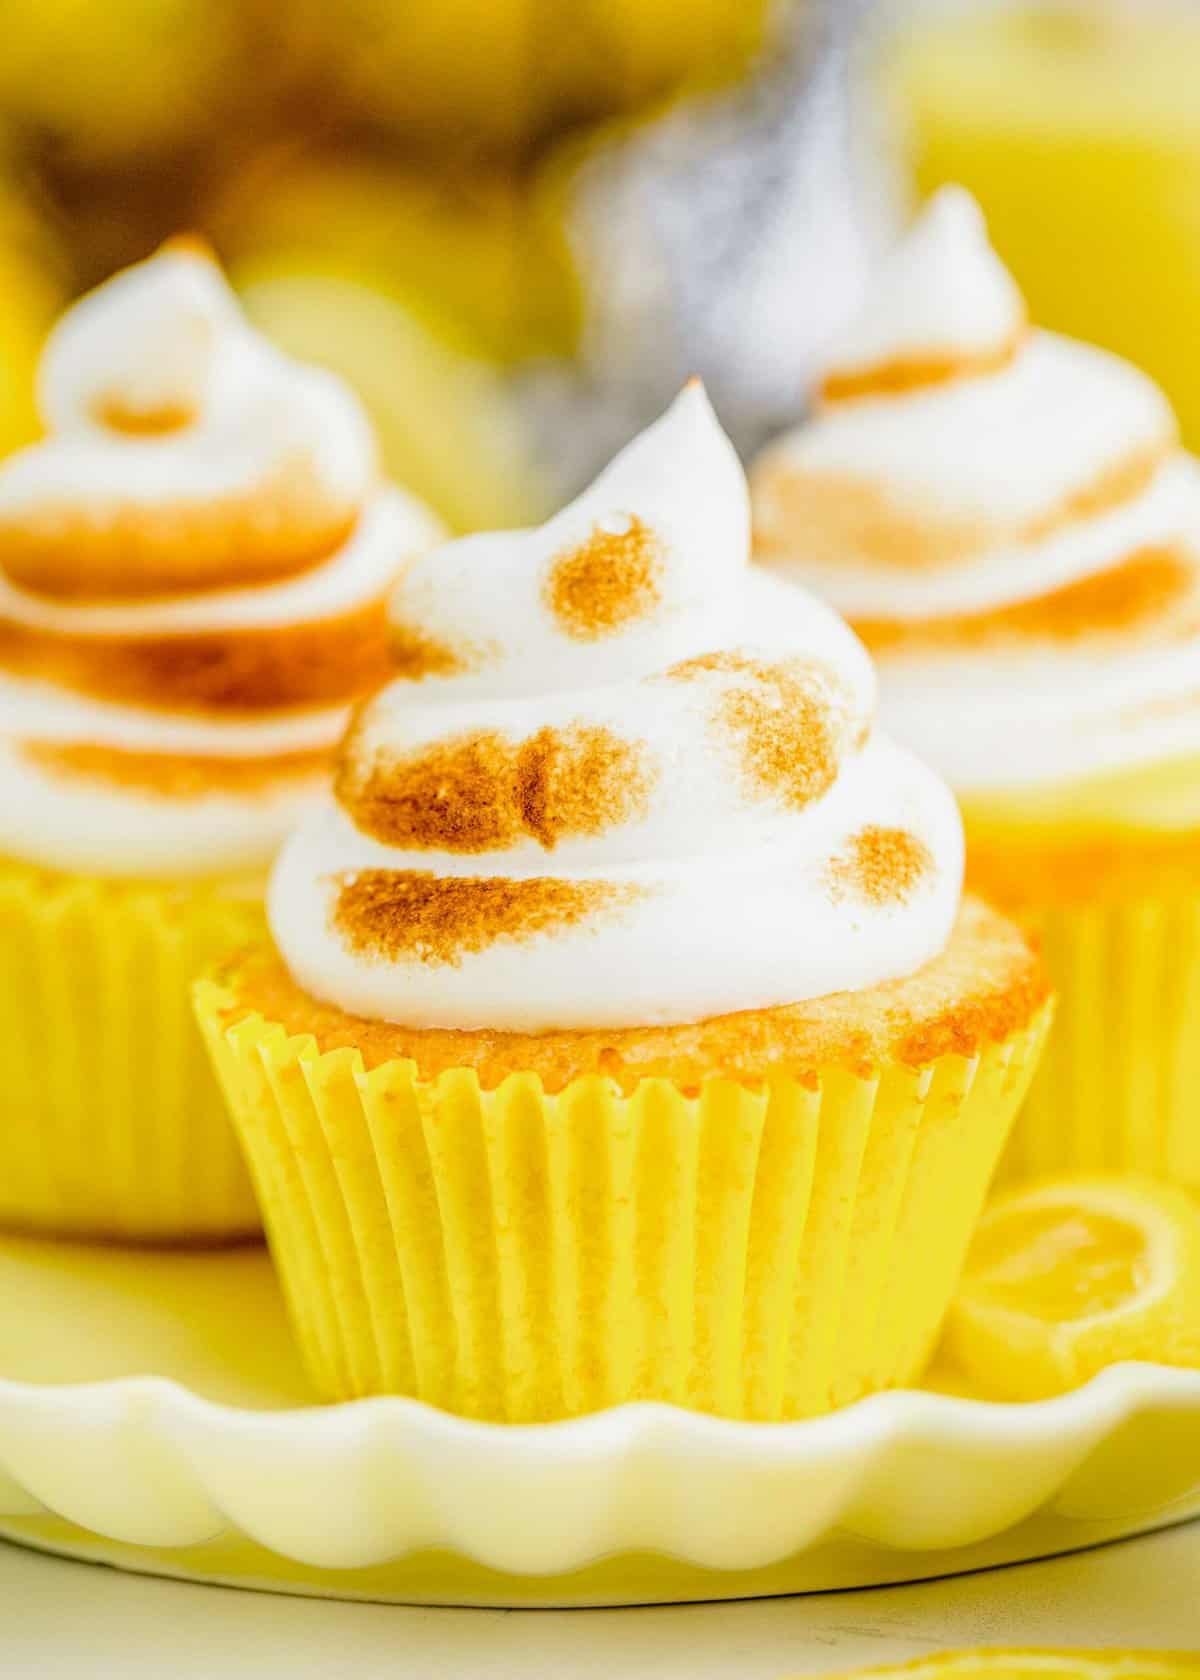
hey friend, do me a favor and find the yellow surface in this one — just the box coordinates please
[0,1235,307,1402]
[0,859,264,1241]
[7,1514,1196,1612]
[800,1653,1200,1680]
[892,5,1200,448]
[195,975,1049,1420]
[946,1177,1200,1402]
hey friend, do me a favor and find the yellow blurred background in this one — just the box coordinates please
[0,0,770,528]
[4,0,1200,530]
[888,1,1200,444]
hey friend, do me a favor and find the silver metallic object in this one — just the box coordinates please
[514,0,891,501]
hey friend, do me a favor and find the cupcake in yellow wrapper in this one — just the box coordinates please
[196,902,1049,1420]
[967,798,1200,1190]
[0,240,442,1241]
[0,861,263,1240]
[752,188,1200,1191]
[197,384,1050,1419]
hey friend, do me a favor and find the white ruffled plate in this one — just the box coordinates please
[1,1231,1198,1607]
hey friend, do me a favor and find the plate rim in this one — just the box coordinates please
[2,1359,1199,1454]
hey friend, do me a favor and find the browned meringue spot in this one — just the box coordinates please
[856,545,1197,655]
[90,395,199,435]
[0,453,361,601]
[828,826,932,907]
[0,594,394,714]
[545,515,664,641]
[388,619,487,681]
[668,650,845,810]
[20,740,330,798]
[1025,441,1172,544]
[332,868,647,967]
[753,469,991,571]
[337,721,655,853]
[818,327,1027,405]
[752,439,1174,573]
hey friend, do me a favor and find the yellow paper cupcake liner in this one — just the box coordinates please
[0,858,265,1242]
[1000,894,1200,1191]
[196,977,1051,1422]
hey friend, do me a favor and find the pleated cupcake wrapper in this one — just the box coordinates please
[1001,894,1200,1191]
[0,862,265,1241]
[196,978,1051,1422]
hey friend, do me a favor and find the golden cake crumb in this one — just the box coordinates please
[337,722,655,852]
[332,869,646,966]
[545,515,664,640]
[829,825,932,906]
[0,594,395,714]
[856,545,1197,654]
[20,740,330,797]
[217,896,1049,1092]
[818,329,1026,404]
[669,650,843,810]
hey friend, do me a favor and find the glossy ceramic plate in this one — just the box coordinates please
[1,1232,1198,1607]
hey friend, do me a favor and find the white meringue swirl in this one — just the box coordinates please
[752,186,1200,798]
[0,240,443,877]
[270,383,963,1031]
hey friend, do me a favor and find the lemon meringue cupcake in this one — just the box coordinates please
[753,185,1200,1190]
[195,382,1050,1420]
[0,238,442,1241]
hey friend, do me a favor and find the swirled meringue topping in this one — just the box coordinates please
[270,383,963,1031]
[752,186,1200,796]
[817,186,1028,404]
[0,239,444,876]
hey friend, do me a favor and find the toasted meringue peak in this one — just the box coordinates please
[388,381,751,699]
[0,243,444,875]
[752,188,1200,796]
[0,239,378,602]
[818,186,1027,402]
[269,385,963,1031]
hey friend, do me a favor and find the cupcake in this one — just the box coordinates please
[0,239,443,1241]
[752,186,1200,1188]
[195,382,1050,1420]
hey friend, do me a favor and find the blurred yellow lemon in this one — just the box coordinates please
[0,177,68,453]
[0,0,245,164]
[239,273,548,534]
[217,158,579,366]
[944,1177,1200,1401]
[0,271,56,452]
[791,1653,1200,1680]
[283,0,768,155]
